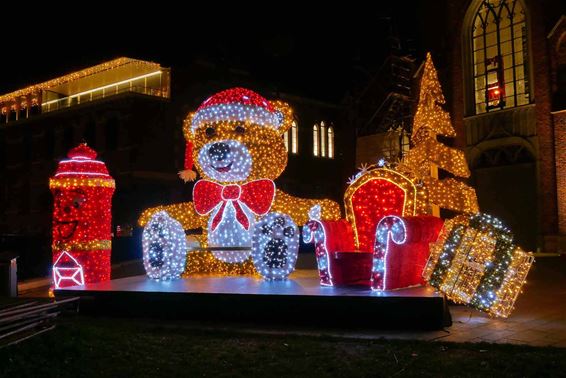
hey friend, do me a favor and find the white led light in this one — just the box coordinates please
[252,213,299,280]
[142,211,188,280]
[372,215,407,291]
[197,139,252,182]
[52,251,85,289]
[54,172,110,177]
[41,70,163,106]
[208,200,254,263]
[59,159,106,164]
[191,103,281,132]
[302,219,333,286]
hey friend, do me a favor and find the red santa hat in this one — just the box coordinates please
[52,143,112,181]
[190,87,282,132]
[180,88,283,182]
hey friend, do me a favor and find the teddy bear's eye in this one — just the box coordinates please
[205,127,216,137]
[235,125,245,134]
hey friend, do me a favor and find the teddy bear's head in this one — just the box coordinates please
[182,88,294,184]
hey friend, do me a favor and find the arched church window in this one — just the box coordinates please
[320,121,326,157]
[471,0,529,114]
[313,124,319,156]
[283,120,299,154]
[327,125,334,158]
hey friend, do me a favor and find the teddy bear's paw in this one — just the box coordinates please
[142,211,188,280]
[252,212,299,280]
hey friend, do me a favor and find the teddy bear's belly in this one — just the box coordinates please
[208,202,254,263]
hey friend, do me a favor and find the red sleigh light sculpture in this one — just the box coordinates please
[303,166,443,290]
[50,143,115,288]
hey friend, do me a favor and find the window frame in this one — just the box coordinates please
[291,120,298,154]
[464,0,532,116]
[313,124,319,157]
[320,121,326,157]
[327,125,334,158]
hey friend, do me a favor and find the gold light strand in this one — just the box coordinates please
[139,202,206,231]
[139,94,341,276]
[423,216,466,281]
[424,214,534,318]
[343,167,428,248]
[0,57,162,104]
[49,178,115,189]
[271,190,341,226]
[183,251,257,276]
[490,247,534,317]
[52,239,111,251]
[403,52,478,215]
[425,177,479,214]
[404,137,471,178]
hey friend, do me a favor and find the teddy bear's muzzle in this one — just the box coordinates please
[208,142,230,161]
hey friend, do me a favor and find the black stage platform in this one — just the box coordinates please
[55,270,451,329]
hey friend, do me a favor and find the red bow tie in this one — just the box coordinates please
[193,179,275,231]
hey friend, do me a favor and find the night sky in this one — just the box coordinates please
[0,3,444,103]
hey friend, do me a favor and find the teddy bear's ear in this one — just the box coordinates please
[183,112,195,142]
[269,100,295,135]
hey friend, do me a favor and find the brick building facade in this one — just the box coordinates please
[443,0,565,251]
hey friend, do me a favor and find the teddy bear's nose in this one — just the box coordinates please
[208,142,230,161]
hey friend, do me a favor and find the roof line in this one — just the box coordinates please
[0,57,162,104]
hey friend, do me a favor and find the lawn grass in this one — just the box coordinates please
[1,315,564,377]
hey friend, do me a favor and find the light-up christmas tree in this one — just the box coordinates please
[402,53,478,215]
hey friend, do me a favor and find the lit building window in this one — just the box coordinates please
[313,124,319,156]
[320,121,326,157]
[283,120,299,154]
[471,0,529,114]
[313,121,335,159]
[291,120,298,154]
[0,58,170,125]
[328,125,334,158]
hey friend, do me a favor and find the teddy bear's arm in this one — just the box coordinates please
[271,190,342,226]
[138,202,204,230]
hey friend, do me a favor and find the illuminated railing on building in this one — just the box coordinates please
[41,71,167,113]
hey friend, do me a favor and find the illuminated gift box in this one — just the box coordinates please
[303,167,443,290]
[423,213,534,317]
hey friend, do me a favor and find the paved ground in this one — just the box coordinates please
[442,255,566,347]
[18,255,565,347]
[311,255,565,347]
[189,256,566,347]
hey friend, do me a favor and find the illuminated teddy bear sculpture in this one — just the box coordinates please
[139,88,340,278]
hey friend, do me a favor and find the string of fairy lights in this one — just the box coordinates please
[401,52,479,215]
[50,144,115,287]
[0,57,161,106]
[142,211,188,280]
[42,66,529,318]
[139,88,340,277]
[252,213,299,280]
[298,53,532,314]
[344,167,428,250]
[40,58,532,321]
[424,213,533,318]
[372,215,407,291]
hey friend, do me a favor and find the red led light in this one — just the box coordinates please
[193,179,275,230]
[50,144,115,285]
[198,87,274,112]
[350,180,405,251]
